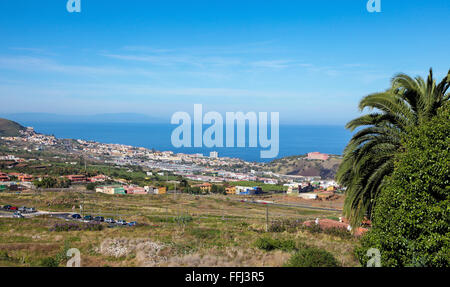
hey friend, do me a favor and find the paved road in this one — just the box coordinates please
[0,209,75,219]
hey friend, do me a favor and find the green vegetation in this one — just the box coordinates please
[337,69,450,226]
[357,104,449,267]
[39,239,73,267]
[34,177,71,188]
[305,224,352,240]
[268,219,304,233]
[0,118,26,137]
[254,236,341,267]
[254,237,297,252]
[284,247,340,267]
[0,191,358,267]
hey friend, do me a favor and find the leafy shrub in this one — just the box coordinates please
[255,237,276,251]
[40,257,59,267]
[50,222,103,232]
[238,222,249,228]
[268,219,304,233]
[86,183,97,191]
[39,239,77,267]
[254,237,297,252]
[147,216,171,223]
[304,224,322,234]
[174,215,193,224]
[324,227,352,239]
[357,106,450,267]
[189,228,221,240]
[50,222,81,232]
[284,247,340,267]
[0,250,10,261]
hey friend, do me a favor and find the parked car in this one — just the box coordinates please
[3,205,12,210]
[10,206,18,211]
[105,218,115,224]
[84,215,93,221]
[116,219,127,225]
[128,221,137,227]
[18,206,27,212]
[94,216,105,222]
[71,214,82,219]
[13,212,24,218]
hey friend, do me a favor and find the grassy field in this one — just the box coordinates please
[0,191,360,267]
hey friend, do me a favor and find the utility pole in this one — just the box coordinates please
[174,182,177,200]
[265,205,269,232]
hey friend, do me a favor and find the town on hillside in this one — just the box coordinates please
[0,123,344,202]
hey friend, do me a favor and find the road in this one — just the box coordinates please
[0,209,74,219]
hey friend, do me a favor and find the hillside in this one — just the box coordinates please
[266,155,342,179]
[0,118,26,137]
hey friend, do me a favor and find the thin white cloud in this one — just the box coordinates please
[251,60,294,69]
[102,53,242,67]
[0,56,157,78]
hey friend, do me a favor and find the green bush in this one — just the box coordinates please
[357,105,450,267]
[189,228,221,240]
[86,183,97,191]
[254,237,297,252]
[304,224,352,239]
[324,227,352,239]
[40,257,59,267]
[284,247,340,267]
[174,215,193,224]
[268,219,303,233]
[0,250,10,261]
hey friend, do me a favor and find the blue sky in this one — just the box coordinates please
[0,0,449,124]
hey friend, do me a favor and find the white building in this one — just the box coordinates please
[209,151,219,159]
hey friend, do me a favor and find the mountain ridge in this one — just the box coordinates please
[0,118,27,137]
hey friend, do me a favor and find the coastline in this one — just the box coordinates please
[11,121,350,163]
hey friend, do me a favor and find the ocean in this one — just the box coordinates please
[18,122,352,163]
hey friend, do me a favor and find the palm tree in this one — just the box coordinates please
[337,68,449,227]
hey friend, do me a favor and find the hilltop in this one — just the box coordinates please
[266,155,342,179]
[0,118,26,137]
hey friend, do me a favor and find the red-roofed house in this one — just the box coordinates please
[88,175,109,183]
[18,174,33,182]
[125,185,147,195]
[303,218,368,237]
[66,175,87,183]
[0,172,10,182]
[307,152,329,161]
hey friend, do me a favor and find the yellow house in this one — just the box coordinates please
[156,186,167,194]
[225,186,236,195]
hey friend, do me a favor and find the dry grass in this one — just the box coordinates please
[0,192,360,267]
